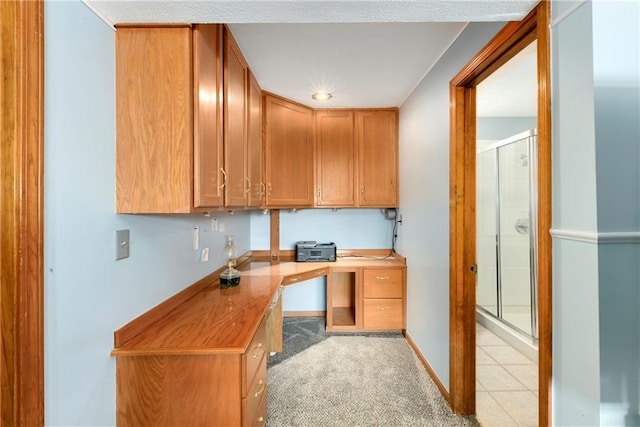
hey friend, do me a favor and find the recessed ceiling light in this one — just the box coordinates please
[312,92,332,101]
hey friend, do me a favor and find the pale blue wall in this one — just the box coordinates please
[592,1,640,424]
[397,22,504,390]
[44,2,251,425]
[551,2,602,425]
[250,209,393,311]
[551,0,640,425]
[477,116,537,141]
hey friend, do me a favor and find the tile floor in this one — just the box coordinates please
[476,323,538,427]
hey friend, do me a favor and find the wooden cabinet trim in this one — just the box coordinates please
[247,70,264,207]
[193,24,225,208]
[224,26,249,207]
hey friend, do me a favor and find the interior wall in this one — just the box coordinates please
[44,2,251,425]
[592,0,640,424]
[250,209,393,311]
[551,0,640,425]
[550,2,601,424]
[477,116,537,142]
[396,21,504,390]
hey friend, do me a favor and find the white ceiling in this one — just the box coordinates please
[84,0,538,109]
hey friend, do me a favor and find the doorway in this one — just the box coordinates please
[448,3,552,426]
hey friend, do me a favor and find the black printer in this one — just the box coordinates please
[295,241,337,262]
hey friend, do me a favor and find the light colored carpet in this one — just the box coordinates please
[267,318,479,426]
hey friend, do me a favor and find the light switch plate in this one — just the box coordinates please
[116,229,130,260]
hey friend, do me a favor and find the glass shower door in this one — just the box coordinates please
[476,149,499,316]
[498,138,533,336]
[476,131,538,342]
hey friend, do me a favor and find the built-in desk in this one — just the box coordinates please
[111,252,406,426]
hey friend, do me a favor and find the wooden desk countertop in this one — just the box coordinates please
[111,254,406,357]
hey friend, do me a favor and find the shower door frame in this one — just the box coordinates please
[448,2,552,426]
[476,130,539,341]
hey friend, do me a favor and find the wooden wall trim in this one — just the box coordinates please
[536,3,552,425]
[449,3,551,425]
[0,0,45,425]
[448,84,477,415]
[404,332,450,404]
[451,9,537,87]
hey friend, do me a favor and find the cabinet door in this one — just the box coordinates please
[224,29,248,207]
[264,95,314,207]
[316,110,355,206]
[116,26,193,213]
[193,24,224,208]
[247,70,264,207]
[356,110,399,207]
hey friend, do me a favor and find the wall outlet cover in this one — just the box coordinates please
[116,229,130,260]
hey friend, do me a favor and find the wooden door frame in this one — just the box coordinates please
[1,0,45,425]
[449,2,552,425]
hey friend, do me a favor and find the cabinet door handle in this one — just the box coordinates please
[220,168,227,189]
[257,416,265,424]
[317,186,321,199]
[267,183,272,196]
[244,176,251,194]
[376,276,390,281]
[253,342,264,359]
[360,185,364,196]
[259,182,266,196]
[254,379,266,398]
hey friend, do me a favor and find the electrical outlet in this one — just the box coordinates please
[211,218,218,231]
[192,227,199,250]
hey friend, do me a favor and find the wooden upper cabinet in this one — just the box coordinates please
[356,110,399,207]
[223,29,249,207]
[247,70,264,207]
[193,24,224,208]
[264,94,314,207]
[116,26,194,213]
[316,110,356,206]
[116,24,263,213]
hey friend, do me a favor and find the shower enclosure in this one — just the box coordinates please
[477,130,538,343]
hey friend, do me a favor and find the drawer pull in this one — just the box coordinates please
[376,276,390,280]
[377,306,389,311]
[257,416,265,424]
[254,380,266,398]
[290,276,299,282]
[253,343,264,359]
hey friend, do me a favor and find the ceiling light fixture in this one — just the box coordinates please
[312,92,332,101]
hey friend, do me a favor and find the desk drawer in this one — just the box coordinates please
[282,267,328,285]
[243,317,267,396]
[252,390,268,426]
[363,269,403,298]
[243,353,267,427]
[363,298,403,329]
